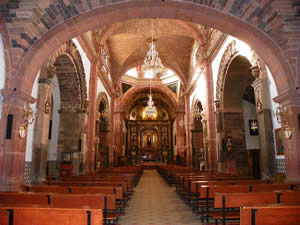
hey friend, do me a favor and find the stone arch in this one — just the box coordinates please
[10,2,294,97]
[216,40,268,108]
[122,85,177,110]
[43,40,87,111]
[221,55,256,176]
[297,41,300,88]
[0,16,12,89]
[216,40,239,105]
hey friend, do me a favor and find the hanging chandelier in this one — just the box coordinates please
[142,20,162,119]
[142,41,164,75]
[142,20,164,76]
[143,67,157,119]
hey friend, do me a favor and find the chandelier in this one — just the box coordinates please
[142,20,162,119]
[142,41,164,75]
[143,68,157,119]
[142,20,164,76]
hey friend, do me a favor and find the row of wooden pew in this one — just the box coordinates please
[158,165,300,225]
[0,166,143,225]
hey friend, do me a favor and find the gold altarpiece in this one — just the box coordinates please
[126,120,172,163]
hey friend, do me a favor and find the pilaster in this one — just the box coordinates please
[0,89,36,191]
[273,89,300,182]
[251,77,275,179]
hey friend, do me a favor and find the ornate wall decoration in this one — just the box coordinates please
[216,40,238,103]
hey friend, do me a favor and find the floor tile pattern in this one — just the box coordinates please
[120,170,202,225]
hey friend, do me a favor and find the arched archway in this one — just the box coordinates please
[222,55,254,176]
[95,92,110,171]
[10,2,294,98]
[28,40,88,182]
[191,98,207,169]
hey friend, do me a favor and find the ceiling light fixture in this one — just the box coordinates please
[142,20,162,119]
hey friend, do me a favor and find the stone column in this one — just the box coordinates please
[205,61,217,171]
[215,100,225,171]
[0,89,35,191]
[113,99,124,166]
[251,74,275,179]
[31,78,54,184]
[110,96,115,167]
[184,94,192,168]
[86,60,97,174]
[273,90,300,182]
[176,103,185,161]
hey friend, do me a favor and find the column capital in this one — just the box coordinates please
[175,102,185,113]
[273,89,300,106]
[38,78,55,88]
[250,77,268,89]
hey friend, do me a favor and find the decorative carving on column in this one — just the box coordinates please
[215,40,238,102]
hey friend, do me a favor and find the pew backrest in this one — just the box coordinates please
[0,205,103,225]
[240,203,300,225]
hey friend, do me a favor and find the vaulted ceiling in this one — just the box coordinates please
[90,18,227,90]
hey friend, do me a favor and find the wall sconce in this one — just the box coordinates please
[276,105,292,140]
[18,105,36,139]
[23,105,36,125]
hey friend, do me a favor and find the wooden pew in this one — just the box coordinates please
[0,205,102,225]
[60,175,134,191]
[43,180,128,195]
[240,203,300,225]
[210,191,300,225]
[192,185,251,222]
[21,185,124,203]
[191,183,297,223]
[0,192,117,224]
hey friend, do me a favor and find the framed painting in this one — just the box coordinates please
[275,128,284,156]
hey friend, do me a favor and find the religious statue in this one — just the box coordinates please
[226,136,232,159]
[147,136,151,147]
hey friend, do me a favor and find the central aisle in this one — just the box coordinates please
[120,170,201,225]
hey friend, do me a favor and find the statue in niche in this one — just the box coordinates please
[147,136,152,147]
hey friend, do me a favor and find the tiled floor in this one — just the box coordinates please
[119,170,202,225]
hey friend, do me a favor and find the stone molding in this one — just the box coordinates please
[273,89,300,106]
[1,88,36,106]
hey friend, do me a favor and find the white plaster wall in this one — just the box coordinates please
[25,71,40,162]
[72,38,91,98]
[0,34,5,119]
[267,67,283,159]
[242,100,260,149]
[48,76,61,161]
[97,78,111,107]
